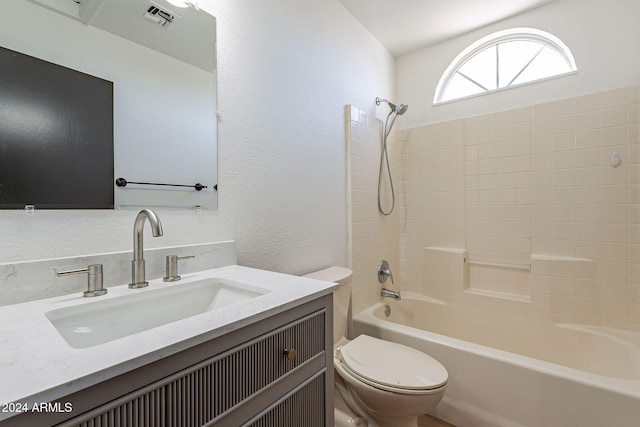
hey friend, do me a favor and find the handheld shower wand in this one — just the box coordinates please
[375,97,409,215]
[376,97,409,135]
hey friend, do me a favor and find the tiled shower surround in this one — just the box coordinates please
[347,105,402,314]
[348,85,640,331]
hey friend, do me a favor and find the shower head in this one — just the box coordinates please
[377,97,409,137]
[376,97,408,115]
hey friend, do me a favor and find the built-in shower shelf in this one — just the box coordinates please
[423,247,598,304]
[463,287,531,303]
[464,258,531,271]
[463,252,531,301]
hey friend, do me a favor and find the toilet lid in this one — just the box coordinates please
[337,335,448,391]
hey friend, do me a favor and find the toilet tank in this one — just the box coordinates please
[303,266,353,343]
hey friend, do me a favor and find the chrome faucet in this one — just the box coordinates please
[129,209,163,289]
[381,288,401,301]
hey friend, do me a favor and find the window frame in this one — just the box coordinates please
[434,28,577,105]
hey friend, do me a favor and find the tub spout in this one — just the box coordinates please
[381,287,401,301]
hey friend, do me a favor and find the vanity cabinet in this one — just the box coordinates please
[6,295,333,427]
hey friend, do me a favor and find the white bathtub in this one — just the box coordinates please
[353,294,640,427]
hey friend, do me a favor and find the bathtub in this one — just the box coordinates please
[352,294,640,427]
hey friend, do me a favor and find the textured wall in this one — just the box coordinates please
[212,0,394,274]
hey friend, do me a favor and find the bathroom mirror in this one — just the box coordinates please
[1,0,217,209]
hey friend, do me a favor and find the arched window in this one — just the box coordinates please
[434,28,577,104]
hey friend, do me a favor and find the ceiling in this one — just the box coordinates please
[28,0,215,71]
[338,0,557,56]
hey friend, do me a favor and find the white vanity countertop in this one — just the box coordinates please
[0,265,337,421]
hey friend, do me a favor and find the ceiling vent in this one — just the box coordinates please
[144,2,176,27]
[30,0,81,19]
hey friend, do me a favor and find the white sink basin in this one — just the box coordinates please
[46,278,270,349]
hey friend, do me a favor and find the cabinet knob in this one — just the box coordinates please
[284,348,297,361]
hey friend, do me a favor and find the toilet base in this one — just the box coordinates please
[335,356,446,427]
[335,374,368,426]
[351,390,445,427]
[335,404,368,427]
[335,369,432,427]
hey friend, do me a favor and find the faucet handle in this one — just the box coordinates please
[163,255,195,282]
[57,264,107,297]
[377,260,394,284]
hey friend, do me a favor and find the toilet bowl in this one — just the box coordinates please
[335,334,447,427]
[304,267,448,427]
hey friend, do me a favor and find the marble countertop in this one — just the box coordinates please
[0,265,337,421]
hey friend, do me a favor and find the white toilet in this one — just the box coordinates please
[304,267,448,427]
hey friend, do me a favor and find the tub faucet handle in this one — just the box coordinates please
[377,260,394,284]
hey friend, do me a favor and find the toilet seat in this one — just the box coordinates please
[337,335,448,394]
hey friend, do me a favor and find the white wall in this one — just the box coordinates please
[397,0,640,128]
[0,0,394,276]
[209,0,394,273]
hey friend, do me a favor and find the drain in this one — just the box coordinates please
[384,304,391,317]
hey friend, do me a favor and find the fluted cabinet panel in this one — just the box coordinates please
[60,309,327,427]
